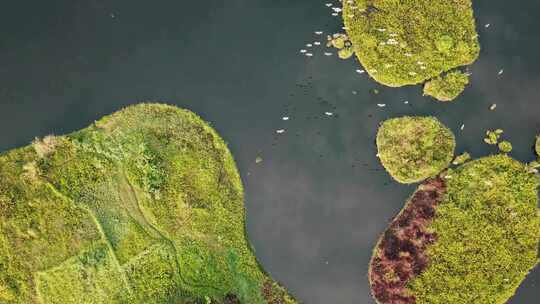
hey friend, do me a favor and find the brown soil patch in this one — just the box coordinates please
[369,176,447,304]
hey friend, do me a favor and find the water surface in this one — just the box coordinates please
[0,1,539,303]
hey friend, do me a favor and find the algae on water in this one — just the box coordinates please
[342,0,480,101]
[0,104,296,304]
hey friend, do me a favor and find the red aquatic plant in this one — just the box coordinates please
[369,176,447,304]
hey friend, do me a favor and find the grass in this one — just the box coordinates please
[423,71,470,102]
[408,155,540,304]
[370,155,540,304]
[372,118,539,303]
[0,103,296,304]
[376,116,456,184]
[342,0,480,101]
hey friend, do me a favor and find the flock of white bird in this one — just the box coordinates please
[275,0,504,136]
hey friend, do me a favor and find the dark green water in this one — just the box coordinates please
[0,1,539,303]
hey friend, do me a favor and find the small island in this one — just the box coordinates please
[376,116,455,184]
[370,118,540,304]
[0,104,296,304]
[341,0,480,101]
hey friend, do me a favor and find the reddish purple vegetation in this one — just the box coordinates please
[369,176,447,304]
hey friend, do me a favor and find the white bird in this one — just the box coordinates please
[300,49,307,53]
[460,124,465,130]
[314,41,321,46]
[324,112,334,116]
[377,104,386,107]
[325,3,333,7]
[306,43,313,47]
[276,129,285,134]
[356,69,365,74]
[315,31,324,35]
[490,104,497,111]
[403,100,409,104]
[306,53,313,57]
[324,52,333,56]
[282,116,290,121]
[485,23,491,28]
[498,69,504,75]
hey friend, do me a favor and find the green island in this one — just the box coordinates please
[340,0,480,101]
[0,104,296,304]
[376,116,456,184]
[407,155,539,304]
[370,117,540,304]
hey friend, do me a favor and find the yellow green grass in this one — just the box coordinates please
[0,103,296,304]
[342,0,480,101]
[408,155,540,304]
[423,71,470,102]
[376,116,456,184]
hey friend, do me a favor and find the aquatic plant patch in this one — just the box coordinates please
[376,116,456,184]
[370,176,447,304]
[0,104,296,304]
[342,0,480,101]
[369,155,540,304]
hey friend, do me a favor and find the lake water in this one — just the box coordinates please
[0,1,539,303]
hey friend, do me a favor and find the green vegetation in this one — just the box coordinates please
[0,103,296,304]
[329,34,348,49]
[338,47,355,60]
[342,0,480,101]
[423,71,470,102]
[372,119,539,303]
[376,116,455,184]
[452,152,471,166]
[327,34,355,59]
[498,141,513,153]
[408,155,540,304]
[484,129,504,145]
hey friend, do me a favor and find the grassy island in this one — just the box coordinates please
[0,104,296,304]
[342,0,480,101]
[376,117,455,184]
[370,155,540,304]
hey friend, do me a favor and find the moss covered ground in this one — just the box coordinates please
[376,116,456,184]
[342,0,480,101]
[0,103,296,304]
